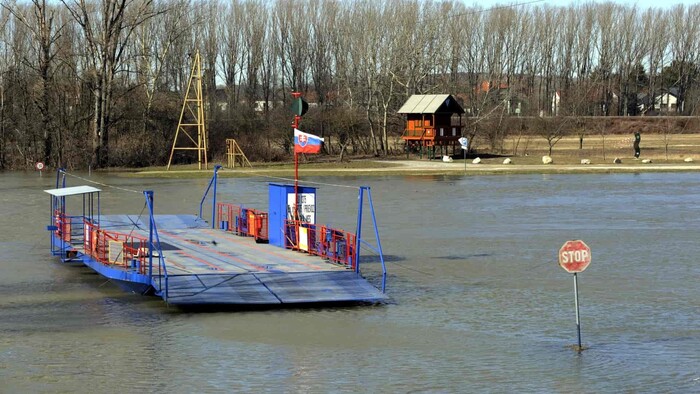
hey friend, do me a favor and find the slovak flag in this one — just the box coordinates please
[294,128,324,154]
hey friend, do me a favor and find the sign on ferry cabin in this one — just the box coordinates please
[558,240,591,273]
[287,192,315,224]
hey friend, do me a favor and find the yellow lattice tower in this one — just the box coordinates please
[226,139,252,168]
[167,51,208,170]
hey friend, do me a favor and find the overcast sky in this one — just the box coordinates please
[474,0,697,10]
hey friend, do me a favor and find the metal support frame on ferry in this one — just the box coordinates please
[48,168,101,260]
[50,169,67,256]
[199,164,223,227]
[355,186,387,292]
[144,190,168,301]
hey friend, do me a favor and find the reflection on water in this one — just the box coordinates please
[0,171,699,391]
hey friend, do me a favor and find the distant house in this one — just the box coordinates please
[213,87,229,112]
[475,80,509,94]
[655,88,679,112]
[552,91,561,116]
[472,81,526,116]
[398,94,465,153]
[637,88,680,114]
[559,86,619,116]
[254,100,273,112]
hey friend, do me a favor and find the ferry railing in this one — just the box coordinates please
[216,202,240,232]
[356,186,386,292]
[82,219,149,273]
[83,219,96,256]
[216,202,269,242]
[51,211,90,262]
[284,220,357,269]
[53,211,82,243]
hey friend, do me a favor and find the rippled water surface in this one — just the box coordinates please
[1,171,699,392]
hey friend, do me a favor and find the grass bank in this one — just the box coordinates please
[116,133,700,178]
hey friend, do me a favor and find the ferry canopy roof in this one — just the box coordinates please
[397,94,465,115]
[44,185,101,197]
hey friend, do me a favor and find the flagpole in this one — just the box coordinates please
[292,91,302,221]
[294,144,299,219]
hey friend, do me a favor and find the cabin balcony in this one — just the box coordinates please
[402,126,462,141]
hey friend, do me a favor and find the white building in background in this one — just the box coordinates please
[552,91,560,116]
[655,90,679,112]
[637,88,680,114]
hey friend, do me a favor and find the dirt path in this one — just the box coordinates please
[131,131,700,177]
[131,159,700,178]
[367,160,700,174]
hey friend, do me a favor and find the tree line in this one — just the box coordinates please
[1,0,699,169]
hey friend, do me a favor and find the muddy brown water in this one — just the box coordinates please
[1,171,698,391]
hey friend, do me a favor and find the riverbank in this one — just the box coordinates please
[118,132,700,178]
[123,159,700,178]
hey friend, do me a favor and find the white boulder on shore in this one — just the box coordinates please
[503,158,512,164]
[581,159,591,165]
[613,157,622,164]
[442,155,453,162]
[542,156,553,164]
[472,157,482,164]
[642,159,652,164]
[684,157,694,162]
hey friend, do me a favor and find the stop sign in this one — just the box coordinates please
[558,240,591,273]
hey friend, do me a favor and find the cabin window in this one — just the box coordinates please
[416,119,423,127]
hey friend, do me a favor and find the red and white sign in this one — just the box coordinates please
[558,240,591,273]
[35,162,45,171]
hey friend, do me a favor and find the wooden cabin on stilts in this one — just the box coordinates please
[398,94,465,159]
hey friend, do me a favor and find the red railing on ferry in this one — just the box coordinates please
[216,202,268,242]
[83,219,149,274]
[53,210,73,242]
[284,220,357,269]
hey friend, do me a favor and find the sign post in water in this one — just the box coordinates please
[558,239,591,351]
[35,162,45,177]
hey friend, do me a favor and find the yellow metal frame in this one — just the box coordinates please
[226,138,252,168]
[167,51,208,170]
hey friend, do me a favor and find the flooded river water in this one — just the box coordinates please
[0,170,698,392]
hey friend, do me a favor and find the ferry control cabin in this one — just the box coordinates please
[398,94,465,157]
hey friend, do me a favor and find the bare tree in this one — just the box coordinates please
[62,0,159,167]
[132,0,190,133]
[1,0,700,168]
[667,5,700,114]
[2,0,65,166]
[640,8,667,114]
[0,4,9,169]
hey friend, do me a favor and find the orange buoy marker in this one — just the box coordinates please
[558,239,591,352]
